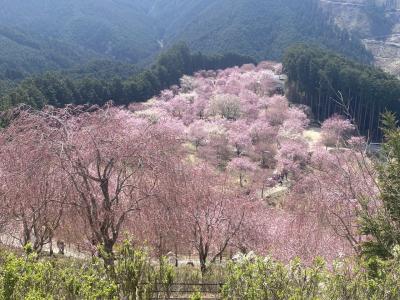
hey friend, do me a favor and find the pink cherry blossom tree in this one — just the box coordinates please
[198,122,232,168]
[208,94,241,120]
[0,108,69,252]
[321,115,355,147]
[280,107,310,136]
[176,164,246,274]
[227,121,252,156]
[249,120,278,168]
[228,157,257,187]
[56,106,182,264]
[187,120,209,150]
[264,95,289,126]
[275,138,309,178]
[130,165,185,261]
[289,145,378,253]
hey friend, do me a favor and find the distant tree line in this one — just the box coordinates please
[0,43,255,110]
[283,44,400,139]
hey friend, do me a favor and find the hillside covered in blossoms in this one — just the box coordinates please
[126,61,377,262]
[0,62,374,260]
[2,60,400,299]
[3,1,400,298]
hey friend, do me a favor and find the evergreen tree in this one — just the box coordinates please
[361,112,400,258]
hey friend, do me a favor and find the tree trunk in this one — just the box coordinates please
[101,239,115,267]
[49,238,53,256]
[174,243,178,267]
[200,254,207,275]
[199,246,208,276]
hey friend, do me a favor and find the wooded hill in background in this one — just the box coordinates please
[146,0,372,63]
[0,0,371,81]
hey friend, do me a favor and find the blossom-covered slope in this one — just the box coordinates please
[0,62,377,265]
[129,62,376,262]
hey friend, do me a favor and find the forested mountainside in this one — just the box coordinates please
[319,0,400,75]
[147,0,371,63]
[0,26,99,75]
[0,0,370,80]
[0,0,159,66]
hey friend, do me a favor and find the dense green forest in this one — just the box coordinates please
[154,0,372,63]
[283,45,400,139]
[0,44,255,110]
[0,0,159,73]
[0,26,102,77]
[0,0,371,79]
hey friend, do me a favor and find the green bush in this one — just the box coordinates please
[0,251,117,300]
[0,241,175,300]
[221,253,400,300]
[114,240,175,299]
[3,243,400,299]
[221,256,325,300]
[1,252,61,300]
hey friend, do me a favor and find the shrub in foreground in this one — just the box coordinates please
[221,250,400,300]
[0,241,174,300]
[2,244,400,299]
